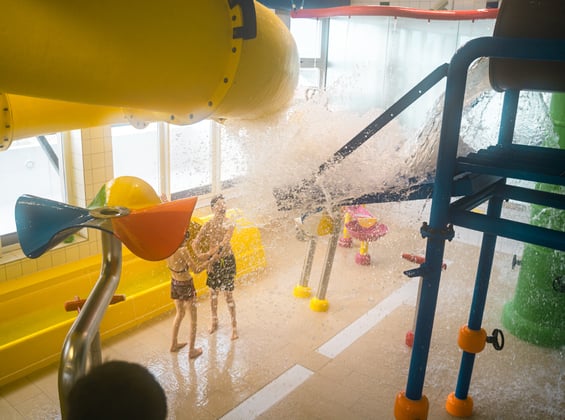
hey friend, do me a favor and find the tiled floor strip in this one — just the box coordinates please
[317,278,418,358]
[220,279,418,419]
[220,364,314,420]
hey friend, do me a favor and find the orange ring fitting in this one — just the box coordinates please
[394,391,429,420]
[445,391,474,417]
[457,325,487,354]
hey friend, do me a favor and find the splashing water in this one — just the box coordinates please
[221,87,415,222]
[221,58,554,224]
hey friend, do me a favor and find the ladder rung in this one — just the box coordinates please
[456,145,565,185]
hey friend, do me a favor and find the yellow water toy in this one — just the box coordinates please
[16,176,198,262]
[340,205,388,265]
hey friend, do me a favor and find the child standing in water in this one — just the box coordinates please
[192,194,238,340]
[167,229,206,358]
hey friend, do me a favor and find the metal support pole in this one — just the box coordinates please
[310,215,341,312]
[404,237,447,400]
[451,88,516,404]
[58,232,122,418]
[294,236,317,298]
[300,236,317,288]
[454,197,502,400]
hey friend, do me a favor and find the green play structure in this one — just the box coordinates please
[502,93,565,348]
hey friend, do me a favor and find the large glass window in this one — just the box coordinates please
[170,121,212,197]
[112,123,161,194]
[290,18,327,89]
[111,120,245,201]
[291,17,322,58]
[220,124,247,188]
[0,134,64,247]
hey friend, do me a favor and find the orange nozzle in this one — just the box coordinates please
[112,196,197,261]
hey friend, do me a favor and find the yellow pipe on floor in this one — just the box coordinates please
[0,0,298,148]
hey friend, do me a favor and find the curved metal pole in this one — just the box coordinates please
[58,231,122,418]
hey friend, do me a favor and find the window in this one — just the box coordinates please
[170,121,212,198]
[290,17,329,89]
[112,123,161,194]
[0,134,64,248]
[111,120,246,202]
[220,124,247,189]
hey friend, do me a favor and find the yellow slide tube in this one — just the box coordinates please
[0,0,298,147]
[0,94,128,149]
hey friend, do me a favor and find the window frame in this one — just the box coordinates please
[111,120,241,203]
[0,133,68,255]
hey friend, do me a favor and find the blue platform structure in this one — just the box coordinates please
[394,1,565,416]
[274,2,564,417]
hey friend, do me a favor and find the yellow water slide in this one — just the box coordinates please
[0,0,299,150]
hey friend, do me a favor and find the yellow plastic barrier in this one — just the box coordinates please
[0,209,265,386]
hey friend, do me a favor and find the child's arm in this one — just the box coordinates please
[223,225,235,245]
[183,248,207,274]
[190,226,208,259]
[193,223,224,259]
[216,225,235,253]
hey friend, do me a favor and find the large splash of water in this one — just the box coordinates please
[221,88,409,222]
[221,58,554,224]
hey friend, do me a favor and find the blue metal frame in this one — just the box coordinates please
[404,36,565,406]
[273,64,449,212]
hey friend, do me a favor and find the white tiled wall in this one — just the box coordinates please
[81,126,114,205]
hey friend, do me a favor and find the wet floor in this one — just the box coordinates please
[1,200,563,419]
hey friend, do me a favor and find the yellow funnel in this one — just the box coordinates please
[0,0,298,148]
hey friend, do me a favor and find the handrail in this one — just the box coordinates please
[291,5,498,21]
[58,231,122,419]
[318,63,449,175]
[273,62,449,211]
